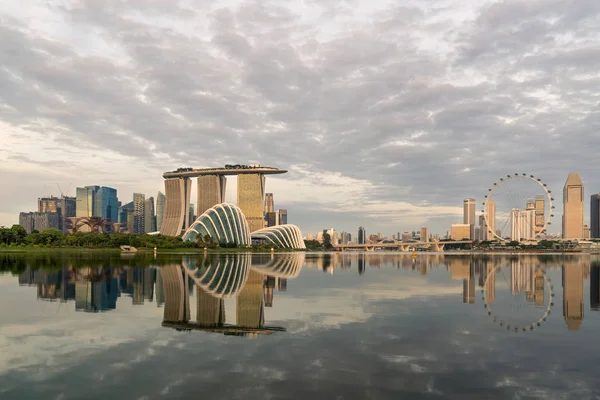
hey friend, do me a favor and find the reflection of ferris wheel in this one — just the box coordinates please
[483,173,554,242]
[482,265,554,333]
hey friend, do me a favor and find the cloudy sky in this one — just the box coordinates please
[2,0,600,235]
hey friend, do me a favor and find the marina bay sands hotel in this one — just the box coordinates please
[160,164,287,236]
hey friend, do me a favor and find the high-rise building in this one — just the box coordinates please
[238,174,266,233]
[133,193,145,234]
[420,227,429,242]
[590,194,600,238]
[401,232,412,242]
[464,198,476,239]
[76,186,98,217]
[160,177,192,236]
[486,199,496,239]
[94,186,118,222]
[156,192,166,232]
[118,201,135,233]
[265,193,274,213]
[277,209,288,225]
[189,203,195,227]
[266,212,277,227]
[535,196,545,234]
[19,212,60,233]
[562,172,584,239]
[451,224,471,240]
[197,175,227,217]
[358,226,366,244]
[38,196,76,232]
[144,197,156,233]
[584,224,591,240]
[478,215,487,241]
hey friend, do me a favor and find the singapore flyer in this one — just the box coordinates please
[483,173,554,242]
[482,264,554,333]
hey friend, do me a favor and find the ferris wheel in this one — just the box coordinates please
[483,173,554,242]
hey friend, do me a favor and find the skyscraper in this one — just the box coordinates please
[156,192,166,232]
[277,209,288,225]
[189,203,195,227]
[358,226,366,244]
[197,175,226,217]
[133,193,145,234]
[464,198,476,239]
[76,186,98,217]
[535,196,545,234]
[237,174,266,233]
[265,193,274,213]
[486,199,496,239]
[420,227,429,242]
[590,194,600,238]
[38,196,76,232]
[118,201,134,233]
[94,186,118,222]
[562,172,584,239]
[144,197,156,233]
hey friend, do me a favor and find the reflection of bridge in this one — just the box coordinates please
[335,241,473,252]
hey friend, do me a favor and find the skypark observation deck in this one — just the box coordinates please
[160,165,287,237]
[163,166,287,179]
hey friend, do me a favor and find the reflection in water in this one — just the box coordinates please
[11,253,600,334]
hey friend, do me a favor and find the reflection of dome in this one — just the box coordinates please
[182,203,250,246]
[182,254,251,298]
[251,225,306,249]
[250,253,305,278]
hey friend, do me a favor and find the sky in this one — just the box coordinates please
[1,0,600,236]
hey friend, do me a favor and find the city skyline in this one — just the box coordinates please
[2,1,600,235]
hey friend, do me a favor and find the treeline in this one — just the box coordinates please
[0,225,195,249]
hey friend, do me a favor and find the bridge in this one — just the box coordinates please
[334,241,473,252]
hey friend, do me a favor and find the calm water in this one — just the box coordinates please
[1,252,600,399]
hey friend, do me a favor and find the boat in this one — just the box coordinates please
[120,245,138,253]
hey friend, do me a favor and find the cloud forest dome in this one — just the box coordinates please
[251,225,306,249]
[182,203,251,246]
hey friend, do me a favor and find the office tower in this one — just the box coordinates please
[94,187,118,222]
[591,265,600,311]
[401,232,412,242]
[18,212,60,233]
[478,215,487,241]
[277,209,288,225]
[133,193,145,234]
[474,226,480,242]
[584,224,591,240]
[563,262,584,331]
[358,226,366,244]
[144,197,156,233]
[156,192,166,232]
[486,199,496,239]
[188,203,195,227]
[591,194,600,238]
[197,175,227,217]
[420,227,429,242]
[534,196,545,234]
[236,270,265,328]
[118,201,134,232]
[464,198,476,239]
[76,186,98,217]
[265,193,274,213]
[37,196,75,231]
[562,172,584,239]
[450,224,471,240]
[266,212,277,227]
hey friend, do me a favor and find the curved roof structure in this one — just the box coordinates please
[182,203,251,246]
[182,254,251,298]
[251,225,306,249]
[250,253,305,278]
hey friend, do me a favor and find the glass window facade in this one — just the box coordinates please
[250,225,306,249]
[182,203,251,247]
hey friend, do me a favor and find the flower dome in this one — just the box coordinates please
[182,203,251,246]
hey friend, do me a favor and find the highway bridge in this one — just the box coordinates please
[334,241,473,252]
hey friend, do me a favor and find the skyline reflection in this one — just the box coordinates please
[7,253,600,334]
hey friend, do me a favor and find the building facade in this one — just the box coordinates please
[19,212,60,233]
[358,226,366,244]
[451,224,471,240]
[238,174,266,233]
[160,178,192,236]
[133,193,145,234]
[144,197,156,233]
[420,227,429,242]
[277,209,288,225]
[156,192,166,232]
[197,175,227,217]
[562,172,584,239]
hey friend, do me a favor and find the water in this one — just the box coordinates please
[1,252,600,399]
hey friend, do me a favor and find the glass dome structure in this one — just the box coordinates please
[182,203,251,246]
[250,225,306,249]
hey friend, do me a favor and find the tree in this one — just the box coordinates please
[507,240,520,247]
[10,225,27,244]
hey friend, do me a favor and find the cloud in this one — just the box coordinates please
[2,0,600,235]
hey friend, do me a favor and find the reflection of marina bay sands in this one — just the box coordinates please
[160,165,286,236]
[161,254,304,337]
